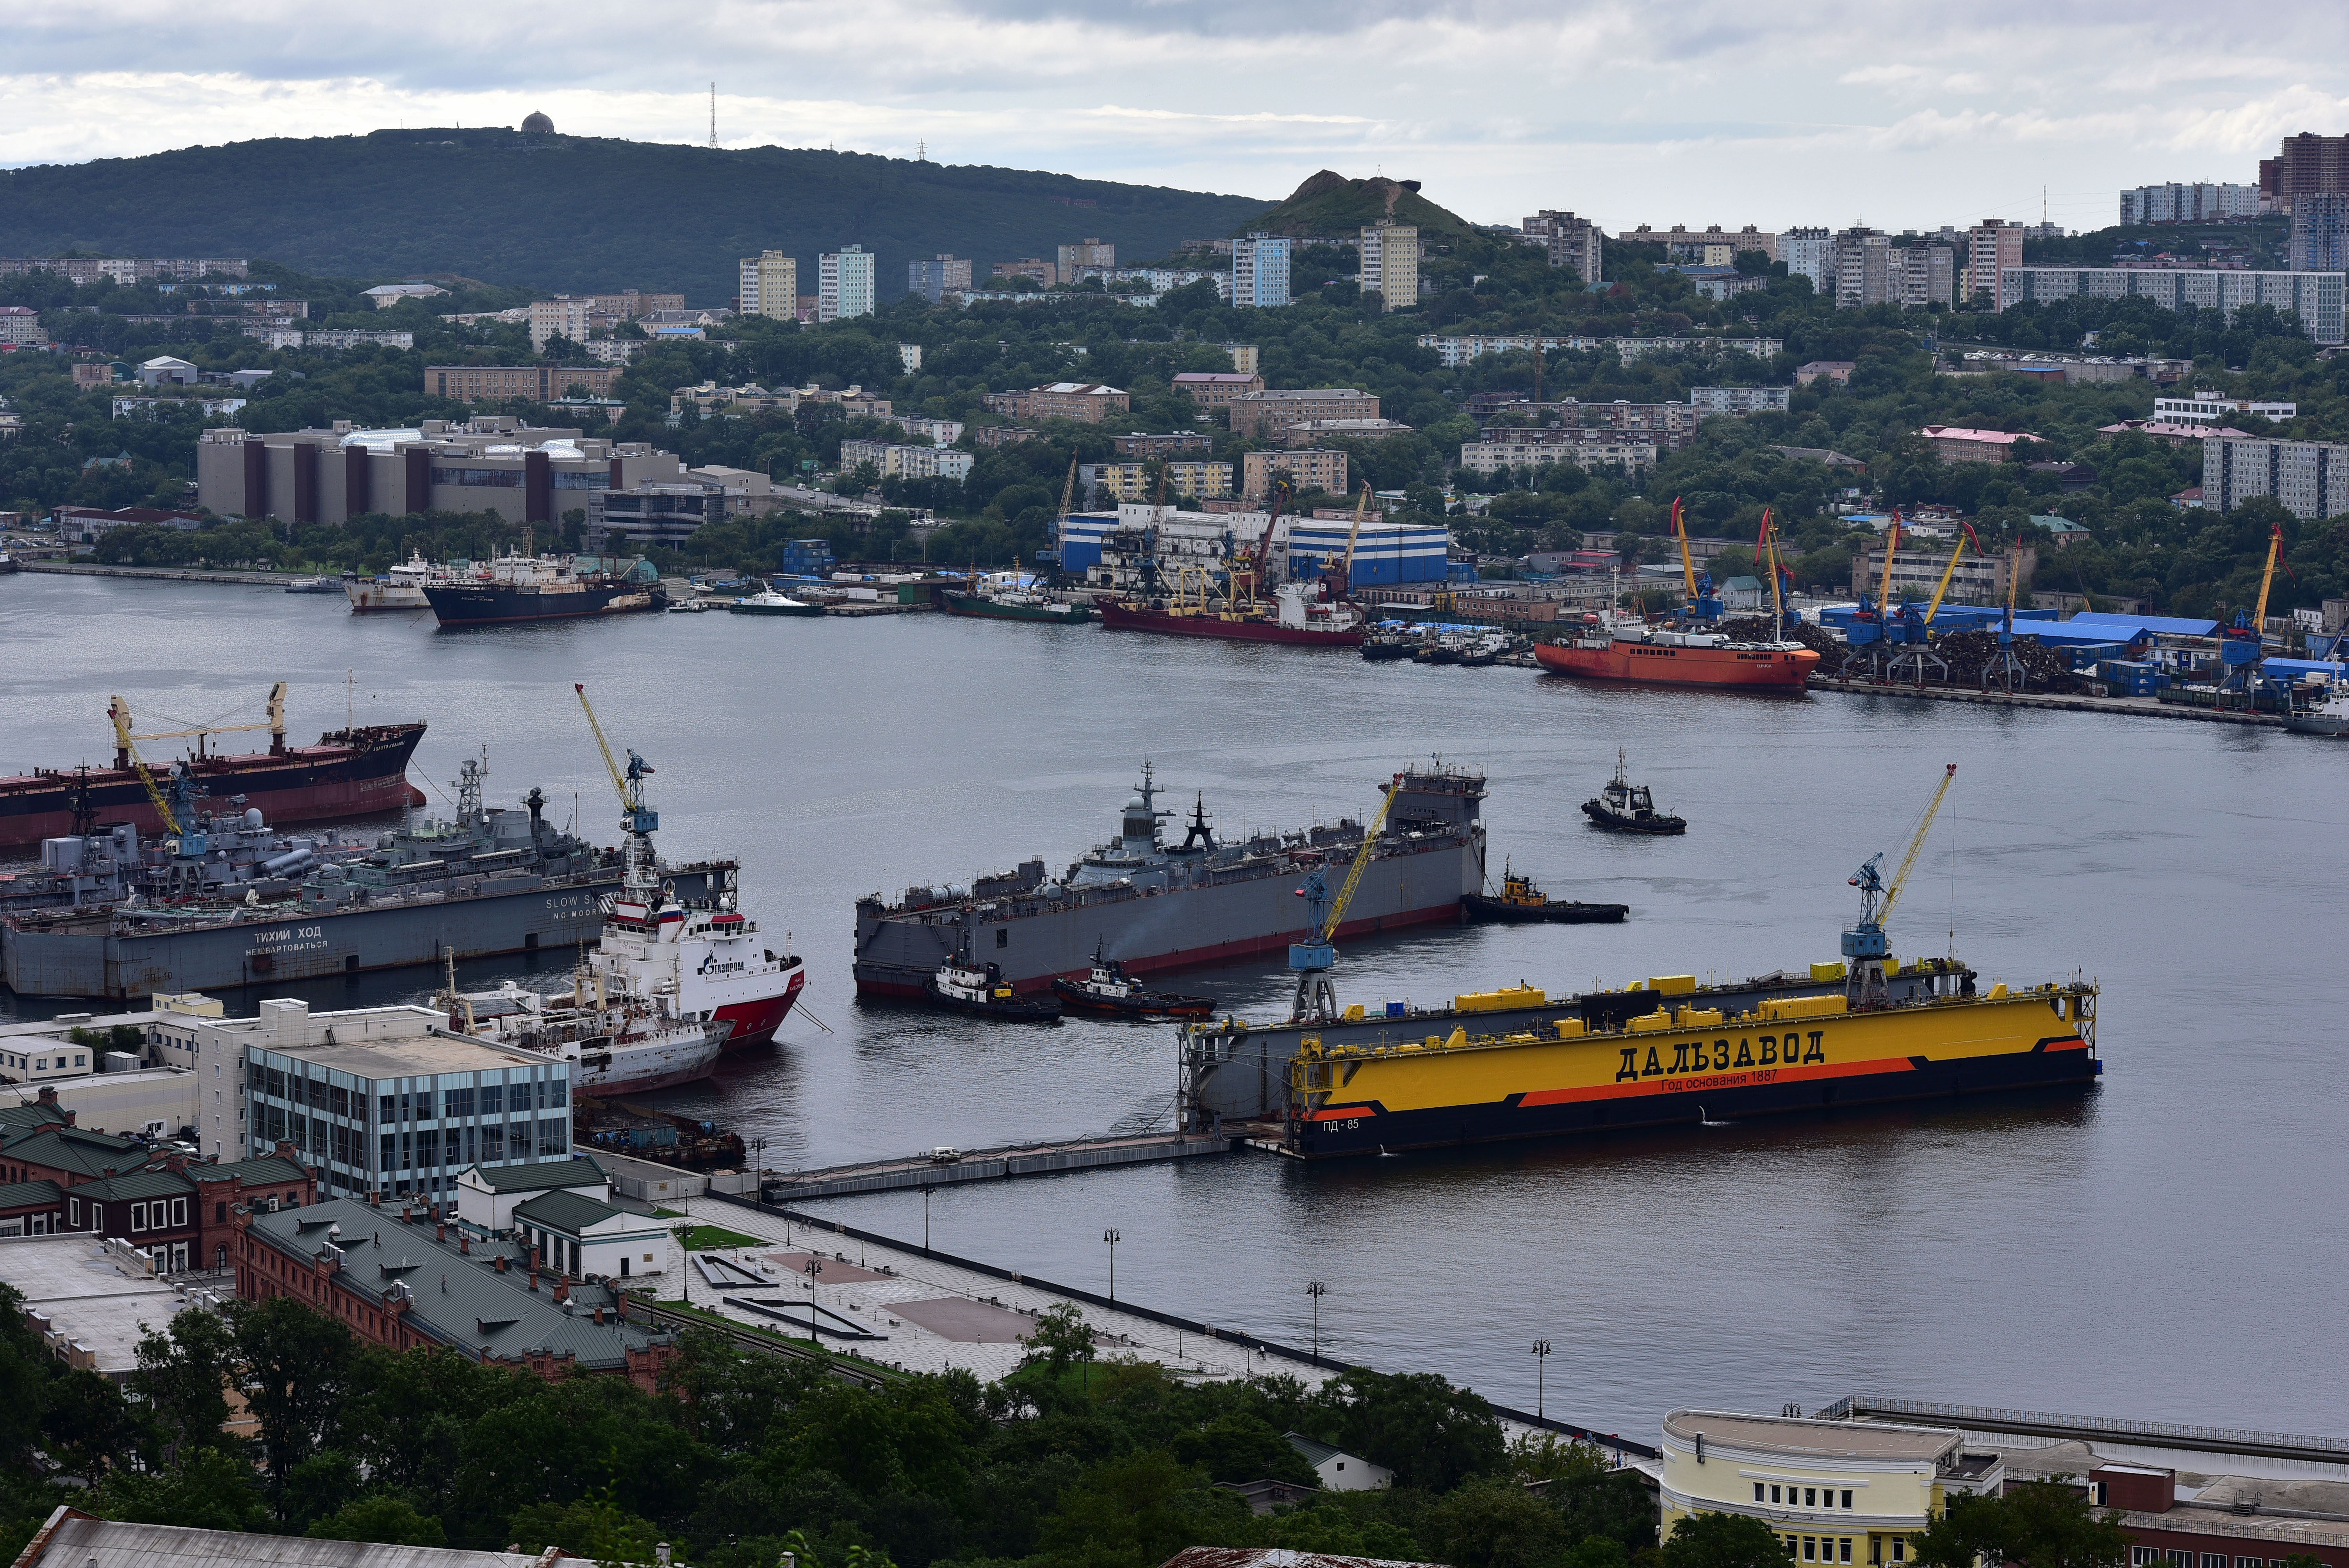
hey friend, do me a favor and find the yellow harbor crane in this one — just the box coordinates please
[575,683,659,896]
[1843,762,1958,1005]
[1288,776,1403,1022]
[107,695,181,838]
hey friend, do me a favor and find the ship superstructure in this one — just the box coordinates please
[422,550,665,626]
[854,763,1486,998]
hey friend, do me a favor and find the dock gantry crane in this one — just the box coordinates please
[1289,775,1403,1023]
[1843,763,1957,1008]
[2216,524,2286,703]
[107,695,181,839]
[575,683,660,898]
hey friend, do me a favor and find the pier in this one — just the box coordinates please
[16,560,321,587]
[1807,676,2287,727]
[760,1129,1235,1200]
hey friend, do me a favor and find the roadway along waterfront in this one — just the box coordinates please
[4,570,2344,1437]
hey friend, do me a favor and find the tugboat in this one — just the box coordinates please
[925,950,1064,1021]
[1582,751,1687,835]
[1461,865,1628,924]
[1360,628,1417,661]
[1051,941,1217,1018]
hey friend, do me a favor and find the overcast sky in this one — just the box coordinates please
[7,1,2349,233]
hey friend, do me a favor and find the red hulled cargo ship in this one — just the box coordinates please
[1534,626,1817,690]
[1095,598,1367,647]
[0,690,425,850]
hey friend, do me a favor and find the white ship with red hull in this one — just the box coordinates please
[596,888,804,1051]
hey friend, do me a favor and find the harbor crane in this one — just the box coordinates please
[1230,477,1292,609]
[107,695,181,839]
[125,682,288,758]
[1887,527,1977,685]
[1322,482,1372,601]
[1843,763,1957,1008]
[1288,776,1402,1023]
[1671,497,1722,620]
[2215,524,2286,704]
[575,682,660,898]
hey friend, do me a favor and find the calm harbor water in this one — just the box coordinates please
[4,571,2344,1439]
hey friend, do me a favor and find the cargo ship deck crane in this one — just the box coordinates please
[1289,777,1401,1023]
[2216,524,2285,704]
[1843,763,1956,1008]
[1324,483,1371,601]
[107,695,182,839]
[1231,478,1291,609]
[125,682,288,759]
[575,682,660,898]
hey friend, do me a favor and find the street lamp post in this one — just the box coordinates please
[1532,1339,1552,1420]
[804,1256,824,1347]
[749,1137,767,1212]
[1103,1228,1120,1301]
[923,1188,931,1252]
[1306,1281,1327,1361]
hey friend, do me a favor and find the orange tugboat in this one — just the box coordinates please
[1534,501,1817,691]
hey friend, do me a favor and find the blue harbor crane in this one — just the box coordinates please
[1843,763,1957,1009]
[2214,524,2285,708]
[1289,777,1401,1023]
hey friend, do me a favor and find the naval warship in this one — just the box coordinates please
[2,755,721,1000]
[853,763,1486,998]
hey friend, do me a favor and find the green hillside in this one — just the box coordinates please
[1236,171,1476,240]
[0,130,1273,303]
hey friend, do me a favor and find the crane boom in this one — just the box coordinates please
[1922,533,1969,624]
[576,683,630,807]
[108,696,180,837]
[1761,508,1786,627]
[130,682,286,748]
[1877,513,1903,611]
[1339,482,1369,584]
[1878,762,1957,928]
[2251,524,2283,631]
[1321,779,1400,942]
[1235,478,1290,602]
[1672,497,1698,603]
[576,683,661,899]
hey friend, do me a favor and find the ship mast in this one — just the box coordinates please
[576,684,660,900]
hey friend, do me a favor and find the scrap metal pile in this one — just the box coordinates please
[1715,617,2083,692]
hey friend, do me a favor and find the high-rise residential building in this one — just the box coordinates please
[1232,233,1292,308]
[1057,238,1115,285]
[1523,211,1603,284]
[2119,183,2262,226]
[1779,228,1832,292]
[819,246,876,321]
[2205,431,2349,520]
[1898,246,1956,309]
[1967,220,2025,303]
[2288,194,2349,273]
[1835,230,1890,308]
[1999,267,2345,345]
[1620,224,1779,263]
[2260,134,2349,215]
[1358,221,1420,311]
[908,255,972,303]
[738,251,799,321]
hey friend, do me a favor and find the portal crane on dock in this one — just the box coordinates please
[576,682,660,898]
[107,695,181,839]
[1843,763,1957,1008]
[1230,478,1292,609]
[2216,524,2285,704]
[1289,776,1402,1023]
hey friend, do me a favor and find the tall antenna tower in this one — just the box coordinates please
[709,83,717,149]
[918,139,927,162]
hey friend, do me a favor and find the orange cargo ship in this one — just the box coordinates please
[1535,626,1818,689]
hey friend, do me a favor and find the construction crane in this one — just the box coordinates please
[107,695,181,838]
[2217,524,2286,701]
[1232,478,1291,608]
[1842,763,1957,1007]
[1288,776,1403,1023]
[125,682,288,758]
[575,683,660,898]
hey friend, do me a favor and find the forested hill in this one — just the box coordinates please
[0,130,1273,303]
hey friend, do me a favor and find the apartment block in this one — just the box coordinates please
[2289,194,2349,273]
[2153,392,2297,423]
[1852,543,2032,606]
[1919,425,2027,464]
[1999,267,2346,344]
[1415,334,1783,369]
[838,439,974,482]
[1057,238,1114,285]
[909,255,973,303]
[426,364,621,402]
[819,246,877,321]
[992,258,1056,287]
[980,382,1130,423]
[2260,133,2349,214]
[1113,431,1214,458]
[0,306,49,346]
[197,419,688,526]
[1241,448,1347,502]
[1228,387,1379,438]
[1836,231,1891,308]
[1621,224,1778,263]
[2204,431,2349,520]
[0,256,246,283]
[2120,183,2262,225]
[1231,234,1293,308]
[1359,221,1420,312]
[1171,371,1265,408]
[1967,220,2025,301]
[1458,436,1656,478]
[1276,419,1414,446]
[1078,461,1233,502]
[1779,228,1833,291]
[1690,386,1793,415]
[1900,246,1956,309]
[740,252,800,320]
[528,298,597,351]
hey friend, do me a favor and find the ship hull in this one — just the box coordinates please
[1284,993,2099,1158]
[0,725,428,850]
[713,968,805,1050]
[346,582,428,612]
[1534,639,1816,689]
[3,866,720,1000]
[570,1032,725,1094]
[941,591,1091,625]
[424,583,663,626]
[1096,602,1364,647]
[854,843,1479,998]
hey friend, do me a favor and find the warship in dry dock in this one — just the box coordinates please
[853,763,1486,998]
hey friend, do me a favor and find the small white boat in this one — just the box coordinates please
[727,588,825,617]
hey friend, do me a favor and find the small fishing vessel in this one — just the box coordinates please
[346,551,440,612]
[1050,942,1217,1018]
[283,576,342,594]
[925,954,1064,1021]
[941,587,1091,625]
[1582,751,1686,835]
[728,587,825,617]
[1462,866,1628,924]
[1360,630,1416,661]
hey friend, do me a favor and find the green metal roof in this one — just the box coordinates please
[77,1169,194,1202]
[0,1179,62,1209]
[513,1188,627,1237]
[0,1126,143,1179]
[462,1156,608,1194]
[1286,1431,1346,1466]
[195,1157,306,1186]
